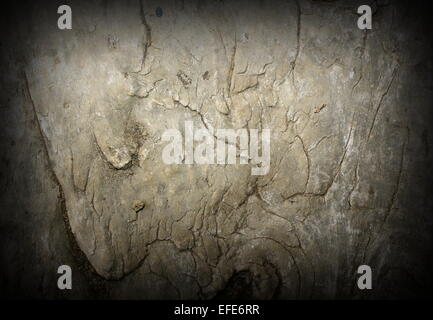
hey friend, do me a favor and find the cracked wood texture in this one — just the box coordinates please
[0,0,432,299]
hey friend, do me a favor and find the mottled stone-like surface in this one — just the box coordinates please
[0,0,432,299]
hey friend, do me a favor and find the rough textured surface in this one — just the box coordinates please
[0,0,432,299]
